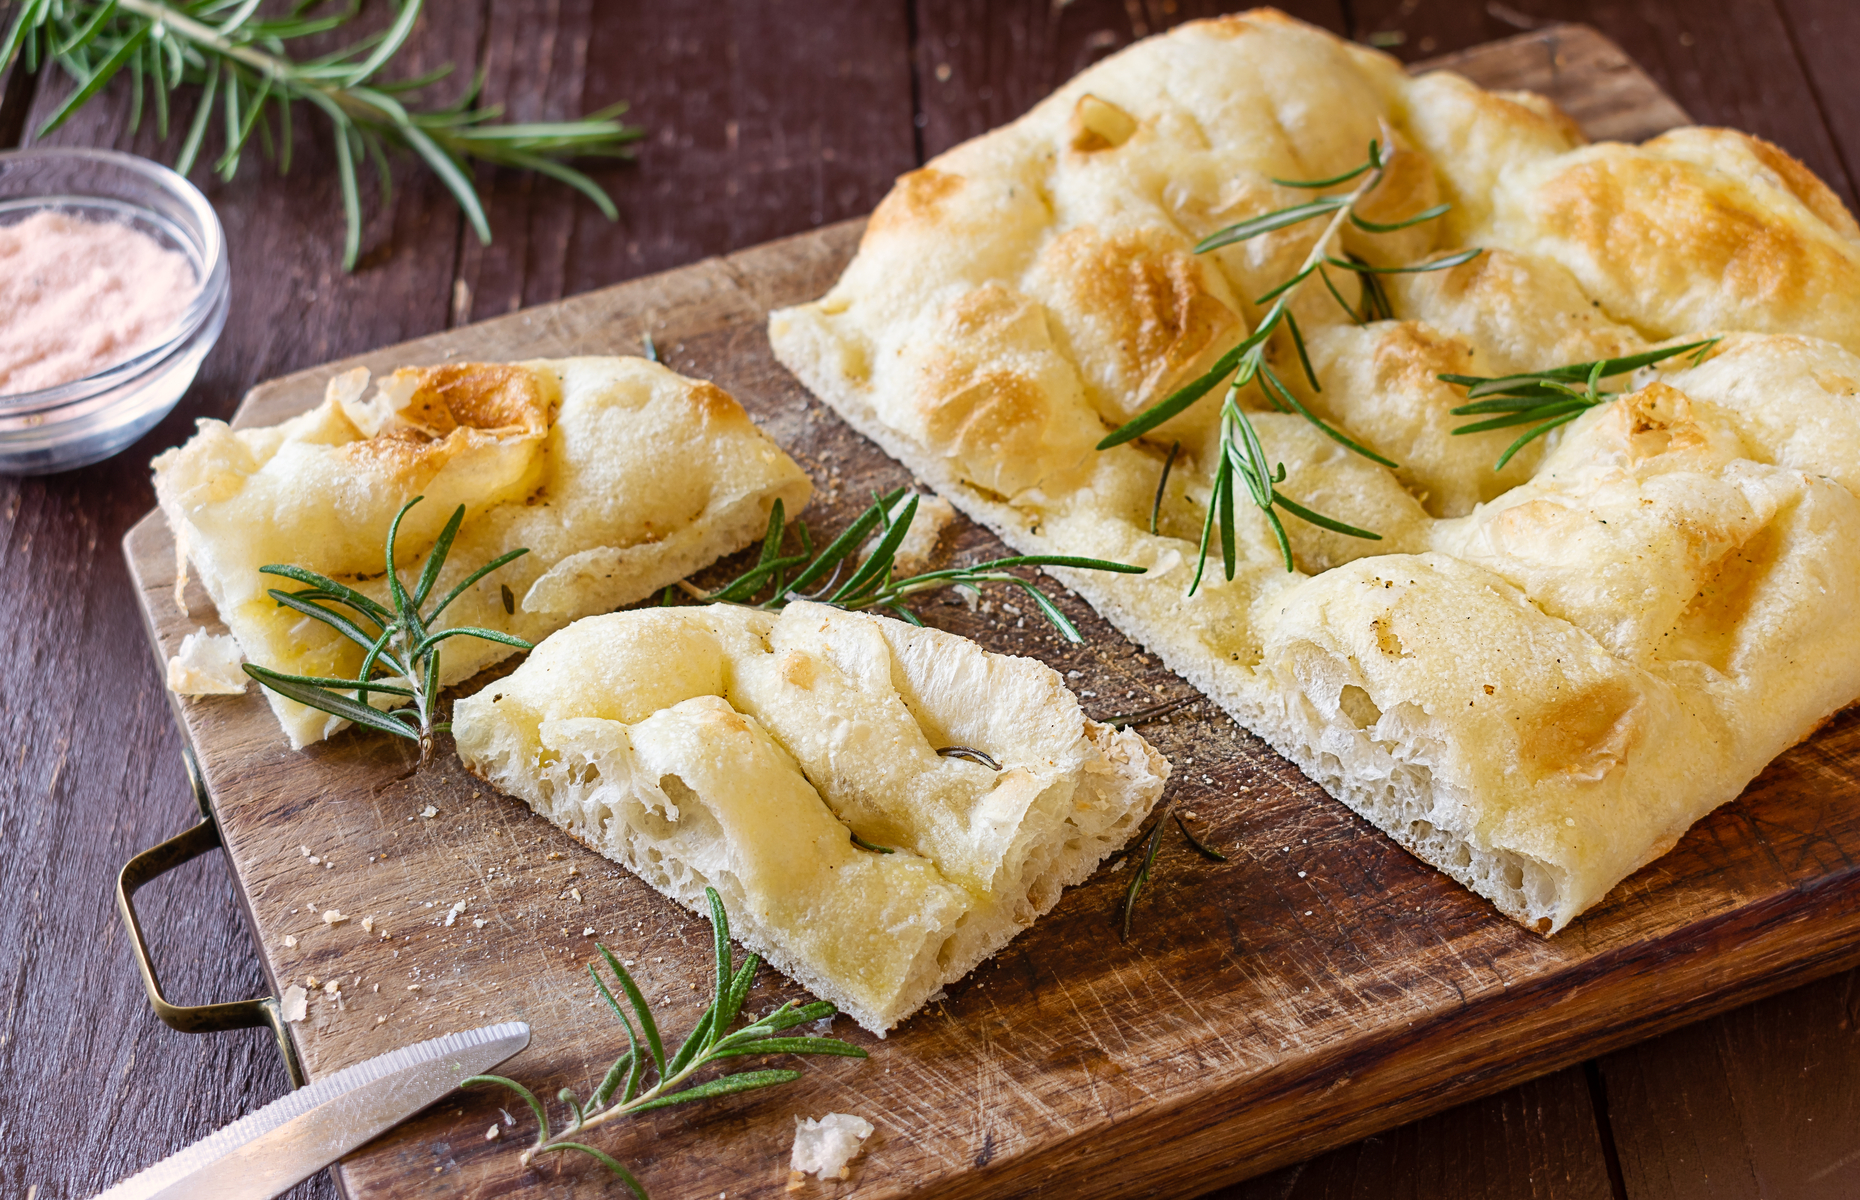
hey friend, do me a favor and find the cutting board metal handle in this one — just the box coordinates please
[115,745,306,1088]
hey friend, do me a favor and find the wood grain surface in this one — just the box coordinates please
[5,5,1858,1200]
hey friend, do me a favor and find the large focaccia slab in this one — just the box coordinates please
[767,9,1860,932]
[451,601,1169,1033]
[153,357,811,746]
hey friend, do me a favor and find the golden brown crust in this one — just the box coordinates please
[1035,227,1242,416]
[864,167,966,241]
[1741,133,1860,238]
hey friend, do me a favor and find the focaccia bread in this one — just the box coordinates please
[451,600,1169,1033]
[767,10,1860,932]
[153,357,812,747]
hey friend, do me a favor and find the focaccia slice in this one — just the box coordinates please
[153,357,811,747]
[451,601,1168,1033]
[767,9,1860,932]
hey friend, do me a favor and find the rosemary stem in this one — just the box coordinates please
[518,1056,705,1163]
[116,0,280,80]
[113,0,444,134]
[1264,151,1384,324]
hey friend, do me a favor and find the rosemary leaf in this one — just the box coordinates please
[1150,440,1180,535]
[598,946,666,1076]
[1174,813,1228,862]
[462,1074,550,1143]
[1347,201,1450,232]
[937,746,1001,770]
[628,1070,803,1114]
[591,1051,633,1112]
[709,1038,868,1058]
[1121,809,1169,941]
[532,1142,649,1200]
[1094,694,1201,729]
[242,664,420,739]
[1196,196,1350,253]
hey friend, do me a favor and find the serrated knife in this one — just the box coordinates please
[92,1021,531,1200]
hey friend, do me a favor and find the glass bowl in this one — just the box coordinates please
[0,147,230,475]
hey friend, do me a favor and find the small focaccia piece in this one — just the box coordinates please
[451,601,1168,1034]
[769,7,1860,934]
[153,357,812,747]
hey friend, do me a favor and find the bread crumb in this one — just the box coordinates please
[445,900,466,927]
[583,927,595,936]
[789,1113,873,1181]
[323,979,340,995]
[408,984,422,991]
[283,935,297,949]
[420,805,438,819]
[486,1124,500,1141]
[322,910,347,926]
[474,918,488,929]
[165,628,247,695]
[308,856,320,865]
[361,916,375,933]
[281,985,308,1023]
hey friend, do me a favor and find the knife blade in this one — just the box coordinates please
[93,1020,531,1200]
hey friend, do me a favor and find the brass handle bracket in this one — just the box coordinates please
[115,745,306,1088]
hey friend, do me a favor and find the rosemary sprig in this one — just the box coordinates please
[684,490,1144,643]
[1099,139,1481,585]
[468,887,866,1193]
[1,0,643,269]
[1442,338,1721,469]
[242,495,532,765]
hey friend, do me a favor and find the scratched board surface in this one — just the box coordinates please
[123,26,1860,1200]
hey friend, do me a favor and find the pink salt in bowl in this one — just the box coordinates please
[0,148,229,475]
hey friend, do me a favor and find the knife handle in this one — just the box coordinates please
[115,744,306,1088]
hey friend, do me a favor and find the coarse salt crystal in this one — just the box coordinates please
[789,1113,873,1182]
[283,935,297,949]
[420,806,438,819]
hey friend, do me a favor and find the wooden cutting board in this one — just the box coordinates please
[123,25,1860,1200]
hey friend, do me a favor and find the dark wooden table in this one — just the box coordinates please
[2,3,1856,1198]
